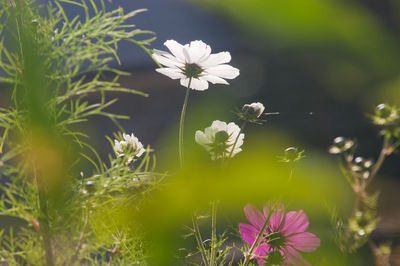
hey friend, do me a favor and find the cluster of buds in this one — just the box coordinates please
[349,210,379,241]
[237,102,266,124]
[371,104,400,137]
[350,156,374,179]
[328,137,354,155]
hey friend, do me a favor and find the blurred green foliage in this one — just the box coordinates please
[195,0,400,106]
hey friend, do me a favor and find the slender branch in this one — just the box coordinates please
[365,136,391,187]
[179,78,191,168]
[191,214,209,266]
[210,201,217,265]
[368,240,390,266]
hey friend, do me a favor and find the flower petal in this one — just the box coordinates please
[253,243,271,265]
[202,74,229,85]
[186,40,212,63]
[181,78,209,91]
[269,211,285,232]
[195,130,212,150]
[205,64,240,79]
[287,232,320,252]
[282,210,310,236]
[199,51,231,68]
[283,246,310,266]
[164,40,185,61]
[238,223,258,245]
[243,204,266,230]
[153,53,183,68]
[156,68,185,80]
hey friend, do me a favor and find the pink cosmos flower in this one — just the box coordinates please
[239,203,320,265]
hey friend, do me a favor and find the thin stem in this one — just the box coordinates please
[368,240,390,266]
[365,136,391,187]
[288,163,295,182]
[179,78,192,168]
[191,214,209,266]
[210,201,217,265]
[33,165,55,266]
[243,212,271,266]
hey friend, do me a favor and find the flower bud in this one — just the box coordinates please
[376,104,391,118]
[329,137,354,154]
[372,103,399,127]
[351,157,365,172]
[363,159,374,169]
[281,147,304,163]
[242,102,265,118]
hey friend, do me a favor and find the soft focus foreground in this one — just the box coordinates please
[0,0,399,265]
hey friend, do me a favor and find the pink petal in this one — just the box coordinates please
[243,204,266,229]
[287,232,320,252]
[269,211,285,232]
[253,243,270,265]
[238,223,258,245]
[283,246,310,266]
[282,210,309,236]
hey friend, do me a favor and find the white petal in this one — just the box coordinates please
[205,64,240,79]
[180,78,209,91]
[156,68,185,79]
[186,40,212,63]
[195,131,212,151]
[153,53,183,68]
[202,74,229,85]
[199,52,231,68]
[164,40,185,61]
[182,46,192,63]
[211,120,228,131]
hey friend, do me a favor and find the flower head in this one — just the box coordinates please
[153,40,240,91]
[195,120,244,160]
[114,133,145,162]
[239,203,320,265]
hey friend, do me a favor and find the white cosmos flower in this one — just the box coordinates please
[114,133,145,162]
[153,40,240,91]
[195,120,244,160]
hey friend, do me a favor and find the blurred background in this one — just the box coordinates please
[1,0,400,264]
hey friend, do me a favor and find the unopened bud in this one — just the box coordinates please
[242,102,265,118]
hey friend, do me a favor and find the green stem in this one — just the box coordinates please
[210,201,217,265]
[33,165,54,266]
[365,136,390,187]
[243,211,271,266]
[179,78,192,168]
[192,214,209,266]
